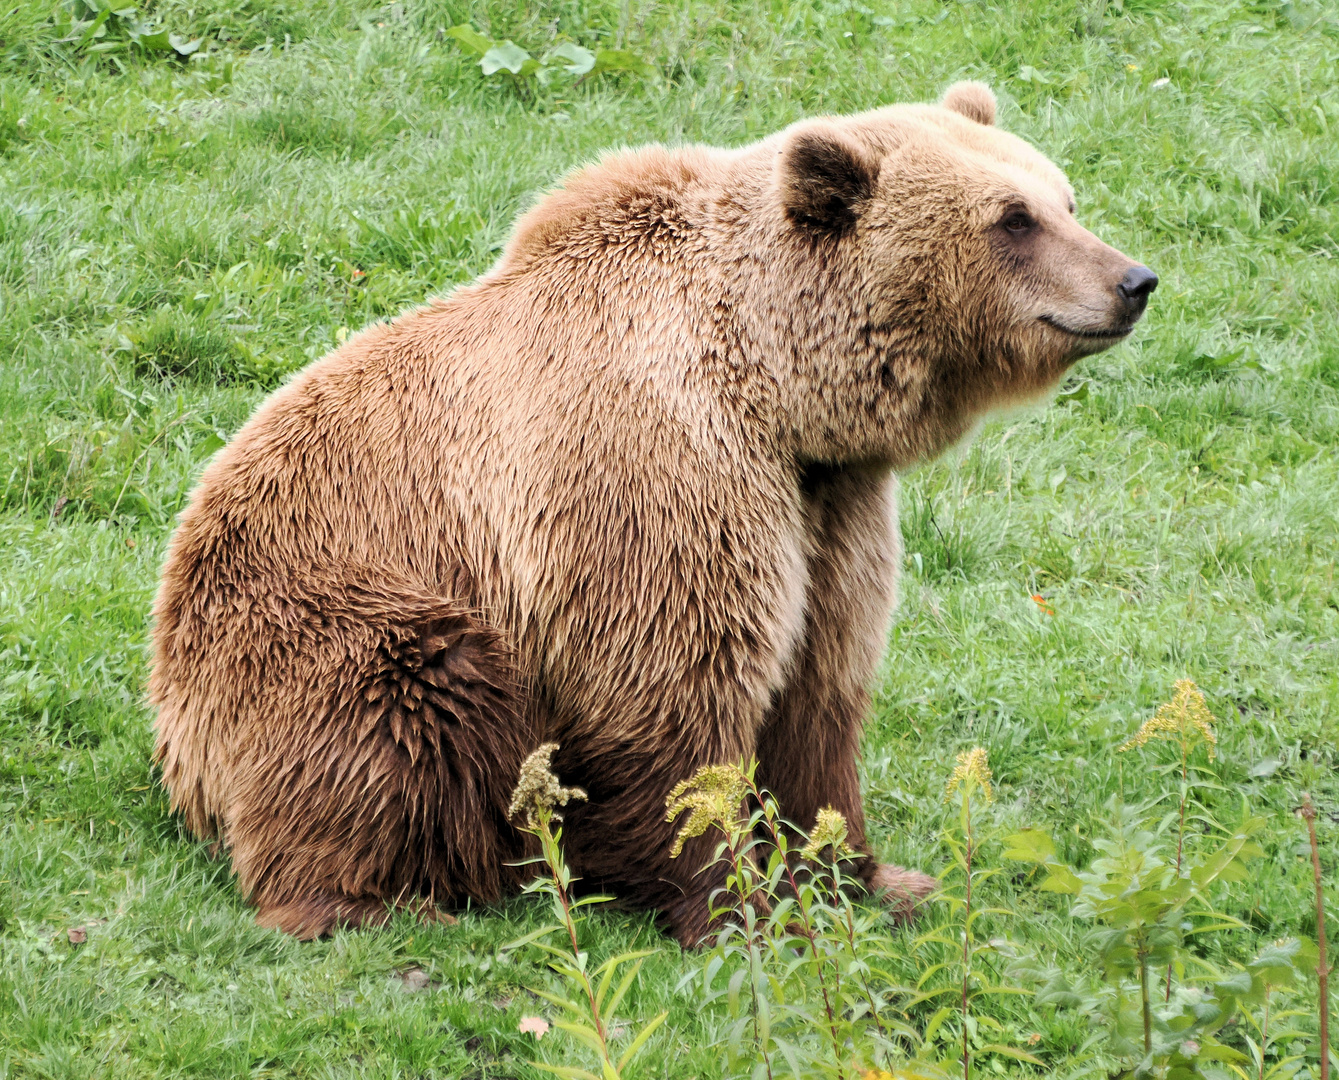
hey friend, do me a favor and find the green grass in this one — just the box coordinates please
[2,0,1337,1076]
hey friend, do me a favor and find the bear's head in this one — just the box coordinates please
[765,81,1155,465]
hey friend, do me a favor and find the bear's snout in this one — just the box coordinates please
[1116,265,1159,320]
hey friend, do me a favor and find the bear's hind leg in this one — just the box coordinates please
[224,581,535,936]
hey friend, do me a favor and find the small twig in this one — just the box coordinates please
[1300,794,1330,1080]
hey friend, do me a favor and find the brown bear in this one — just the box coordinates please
[149,81,1155,944]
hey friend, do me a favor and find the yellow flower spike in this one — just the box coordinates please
[665,764,750,857]
[1118,679,1218,760]
[944,747,994,804]
[800,806,853,861]
[508,743,587,829]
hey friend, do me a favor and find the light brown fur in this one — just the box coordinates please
[149,83,1152,944]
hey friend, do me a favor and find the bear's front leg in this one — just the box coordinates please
[754,463,935,919]
[755,676,935,921]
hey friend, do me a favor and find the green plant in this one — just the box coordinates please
[1221,938,1321,1080]
[2,0,1338,1074]
[445,22,652,101]
[674,752,1046,1080]
[912,749,1042,1079]
[53,0,201,61]
[1005,798,1268,1073]
[1115,679,1221,1002]
[504,744,668,1080]
[672,761,931,1079]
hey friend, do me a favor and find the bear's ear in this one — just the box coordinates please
[941,81,997,126]
[777,125,876,234]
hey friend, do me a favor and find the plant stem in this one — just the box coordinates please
[1167,750,1189,1002]
[1258,984,1270,1080]
[1301,794,1330,1080]
[962,794,974,1080]
[841,897,885,1041]
[1140,947,1153,1057]
[749,781,846,1080]
[539,815,610,1059]
[722,827,773,1080]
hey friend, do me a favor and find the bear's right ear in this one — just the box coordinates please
[777,125,876,234]
[941,81,997,126]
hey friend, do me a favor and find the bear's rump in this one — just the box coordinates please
[154,563,535,919]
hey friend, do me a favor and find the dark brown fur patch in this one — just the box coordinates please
[778,127,876,233]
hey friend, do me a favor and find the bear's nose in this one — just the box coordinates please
[1117,265,1158,315]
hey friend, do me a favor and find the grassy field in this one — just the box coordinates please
[2,0,1337,1076]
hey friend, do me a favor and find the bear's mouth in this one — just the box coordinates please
[1039,315,1135,340]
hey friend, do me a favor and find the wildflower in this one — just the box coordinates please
[665,764,750,858]
[1118,679,1217,760]
[800,806,853,861]
[944,747,994,803]
[508,743,586,829]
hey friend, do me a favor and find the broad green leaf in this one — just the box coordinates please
[548,41,595,76]
[136,28,173,52]
[1040,865,1083,894]
[445,22,494,56]
[1196,1041,1251,1064]
[481,42,533,75]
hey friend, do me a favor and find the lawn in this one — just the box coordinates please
[1,1,1337,1077]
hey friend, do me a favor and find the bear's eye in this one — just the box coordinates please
[1001,211,1036,234]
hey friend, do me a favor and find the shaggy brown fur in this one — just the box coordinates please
[150,82,1153,944]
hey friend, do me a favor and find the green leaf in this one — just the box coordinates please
[135,28,173,52]
[550,1018,606,1054]
[501,924,564,952]
[617,1010,668,1071]
[1039,865,1083,894]
[603,956,648,1020]
[921,1005,954,1045]
[547,41,596,76]
[69,7,111,47]
[168,33,202,56]
[444,22,494,56]
[592,48,654,76]
[481,41,533,76]
[532,1065,601,1080]
[978,1044,1046,1066]
[1003,829,1055,864]
[1196,1041,1251,1064]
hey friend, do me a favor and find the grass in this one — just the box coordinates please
[1,0,1337,1076]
